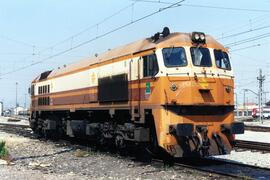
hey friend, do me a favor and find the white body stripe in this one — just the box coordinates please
[33,47,234,96]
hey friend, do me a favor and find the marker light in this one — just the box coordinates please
[170,83,178,91]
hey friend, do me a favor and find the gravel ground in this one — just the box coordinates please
[0,125,231,180]
[236,130,270,143]
[213,150,270,168]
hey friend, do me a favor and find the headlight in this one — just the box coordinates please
[191,32,206,44]
[200,34,205,40]
[194,33,200,40]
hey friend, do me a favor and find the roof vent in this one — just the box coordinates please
[151,27,170,42]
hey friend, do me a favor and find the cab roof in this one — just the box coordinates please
[33,32,226,82]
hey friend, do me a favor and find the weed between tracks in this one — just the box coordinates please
[73,148,96,157]
[0,141,9,160]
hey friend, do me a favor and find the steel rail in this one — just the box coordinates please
[154,157,270,179]
[152,158,241,178]
[1,122,270,179]
[244,125,270,132]
[0,122,29,128]
[235,140,270,152]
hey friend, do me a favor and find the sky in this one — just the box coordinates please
[0,0,270,108]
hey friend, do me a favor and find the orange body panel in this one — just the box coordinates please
[30,32,238,157]
[31,76,234,157]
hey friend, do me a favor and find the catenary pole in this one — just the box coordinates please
[15,82,18,115]
[257,69,265,124]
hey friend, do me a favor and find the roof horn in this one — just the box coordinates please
[151,27,170,42]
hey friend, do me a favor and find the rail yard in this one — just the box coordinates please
[1,116,270,179]
[1,1,270,180]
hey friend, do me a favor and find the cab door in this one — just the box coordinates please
[129,57,140,121]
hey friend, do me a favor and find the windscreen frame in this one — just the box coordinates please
[190,47,212,67]
[162,47,188,68]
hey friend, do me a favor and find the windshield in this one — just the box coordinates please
[190,47,212,67]
[162,47,187,67]
[214,50,231,70]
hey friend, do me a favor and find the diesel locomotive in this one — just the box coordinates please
[29,27,244,157]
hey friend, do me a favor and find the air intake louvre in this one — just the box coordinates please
[98,74,128,102]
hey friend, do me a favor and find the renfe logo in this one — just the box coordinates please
[145,82,151,95]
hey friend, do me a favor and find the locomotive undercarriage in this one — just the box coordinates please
[30,105,244,158]
[169,124,237,157]
[30,109,152,153]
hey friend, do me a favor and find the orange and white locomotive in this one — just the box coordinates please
[30,27,244,157]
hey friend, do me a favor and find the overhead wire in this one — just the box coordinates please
[182,4,270,13]
[230,53,270,67]
[0,2,138,77]
[0,52,34,56]
[0,35,35,48]
[218,25,270,40]
[131,0,270,13]
[132,0,270,47]
[230,44,261,52]
[225,32,270,47]
[41,3,137,51]
[236,80,257,88]
[212,14,270,36]
[230,40,270,52]
[0,0,185,78]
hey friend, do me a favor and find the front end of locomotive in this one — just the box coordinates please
[151,32,244,157]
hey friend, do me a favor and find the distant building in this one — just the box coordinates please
[11,106,28,116]
[235,102,257,117]
[235,102,270,118]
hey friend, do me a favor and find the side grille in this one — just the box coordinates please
[98,74,128,102]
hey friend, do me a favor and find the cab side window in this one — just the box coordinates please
[143,54,159,77]
[214,49,231,70]
[31,85,35,96]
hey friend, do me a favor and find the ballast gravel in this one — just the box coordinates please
[213,150,270,168]
[0,125,232,180]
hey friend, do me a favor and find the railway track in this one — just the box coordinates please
[0,122,29,128]
[2,122,270,179]
[0,116,29,128]
[152,157,270,179]
[245,125,270,132]
[235,140,270,152]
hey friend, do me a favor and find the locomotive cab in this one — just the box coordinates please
[147,31,244,157]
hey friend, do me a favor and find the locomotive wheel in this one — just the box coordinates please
[115,135,127,156]
[146,119,161,157]
[32,126,43,138]
[30,121,38,134]
[31,118,44,138]
[149,126,159,155]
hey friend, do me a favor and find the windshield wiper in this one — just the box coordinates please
[166,46,175,61]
